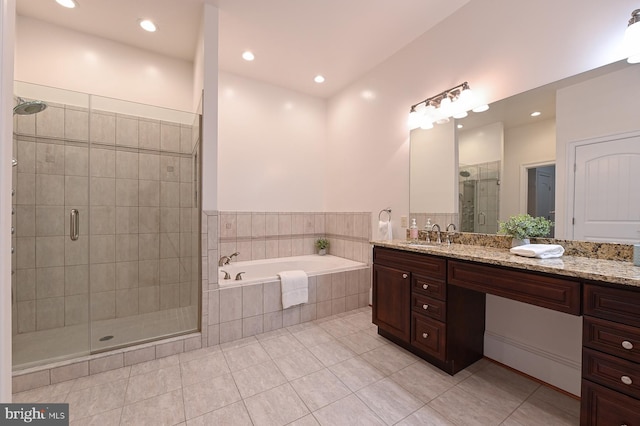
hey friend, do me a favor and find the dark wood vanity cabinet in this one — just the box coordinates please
[581,283,640,425]
[372,247,485,374]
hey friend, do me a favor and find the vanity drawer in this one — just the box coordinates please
[412,293,446,322]
[584,284,640,328]
[581,380,640,426]
[411,313,446,361]
[412,274,446,300]
[374,247,446,279]
[583,348,640,400]
[448,260,581,315]
[584,316,640,363]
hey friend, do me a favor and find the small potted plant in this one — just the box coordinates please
[315,238,329,255]
[498,214,553,247]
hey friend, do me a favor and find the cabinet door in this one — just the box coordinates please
[372,264,411,343]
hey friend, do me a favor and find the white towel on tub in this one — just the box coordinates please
[278,270,309,309]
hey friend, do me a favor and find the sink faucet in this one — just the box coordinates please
[445,223,456,245]
[431,223,441,244]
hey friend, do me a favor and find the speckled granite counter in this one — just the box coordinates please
[372,240,640,288]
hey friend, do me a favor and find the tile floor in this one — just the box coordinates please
[12,307,580,425]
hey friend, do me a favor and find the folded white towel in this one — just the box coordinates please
[510,244,565,259]
[279,270,309,309]
[378,220,392,241]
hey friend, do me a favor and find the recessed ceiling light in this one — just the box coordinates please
[530,111,541,117]
[457,124,464,129]
[242,51,255,61]
[56,0,77,8]
[139,19,157,33]
[314,75,325,84]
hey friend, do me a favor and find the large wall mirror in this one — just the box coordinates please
[409,59,631,237]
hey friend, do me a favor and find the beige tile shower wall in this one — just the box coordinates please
[218,211,371,264]
[12,101,200,335]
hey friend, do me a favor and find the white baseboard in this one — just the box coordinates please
[484,331,581,396]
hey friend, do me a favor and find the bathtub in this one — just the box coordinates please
[218,254,367,287]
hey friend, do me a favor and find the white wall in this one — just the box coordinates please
[458,121,503,166]
[501,118,556,221]
[326,0,636,395]
[218,71,327,212]
[15,16,194,112]
[556,64,640,238]
[0,0,16,403]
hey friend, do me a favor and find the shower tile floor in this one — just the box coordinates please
[12,307,580,425]
[13,306,198,370]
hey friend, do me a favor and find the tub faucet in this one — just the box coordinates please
[218,256,231,267]
[229,252,240,261]
[221,270,231,280]
[445,223,456,245]
[431,223,441,244]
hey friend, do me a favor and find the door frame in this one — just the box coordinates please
[519,160,555,215]
[566,129,640,240]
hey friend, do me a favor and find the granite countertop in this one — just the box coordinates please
[371,240,640,288]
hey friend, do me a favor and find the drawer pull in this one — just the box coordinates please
[621,375,633,385]
[422,333,429,339]
[422,304,429,310]
[422,284,429,290]
[622,340,634,350]
[402,274,408,279]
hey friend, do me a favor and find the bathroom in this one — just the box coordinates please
[2,0,640,423]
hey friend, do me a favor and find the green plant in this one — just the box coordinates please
[315,238,329,250]
[498,214,553,240]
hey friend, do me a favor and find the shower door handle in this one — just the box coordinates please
[70,209,79,241]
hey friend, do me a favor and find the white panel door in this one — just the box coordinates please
[573,135,640,242]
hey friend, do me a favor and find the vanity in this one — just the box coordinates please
[371,241,640,426]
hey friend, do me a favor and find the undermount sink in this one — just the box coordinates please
[404,241,437,247]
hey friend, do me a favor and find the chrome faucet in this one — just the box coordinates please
[229,252,240,261]
[221,270,231,280]
[431,223,441,244]
[445,223,457,245]
[218,256,231,267]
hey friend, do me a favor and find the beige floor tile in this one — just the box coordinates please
[502,399,579,426]
[318,318,360,338]
[527,385,581,418]
[69,407,122,426]
[337,331,387,355]
[307,340,356,367]
[223,342,271,371]
[329,356,385,392]
[186,401,252,426]
[356,377,423,425]
[12,380,75,403]
[428,386,512,426]
[254,328,291,342]
[314,394,385,426]
[390,362,462,403]
[359,343,418,376]
[71,366,131,391]
[273,348,324,381]
[178,345,222,364]
[180,351,230,386]
[260,333,304,358]
[395,405,455,426]
[291,369,351,411]
[244,383,309,426]
[120,389,185,426]
[182,373,241,419]
[129,354,179,377]
[292,325,334,348]
[65,379,127,421]
[220,336,258,351]
[288,414,321,425]
[232,360,288,398]
[124,365,182,404]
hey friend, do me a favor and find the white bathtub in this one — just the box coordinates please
[218,254,367,287]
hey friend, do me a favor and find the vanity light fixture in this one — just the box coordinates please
[408,82,489,130]
[55,0,77,8]
[139,19,157,33]
[625,9,640,63]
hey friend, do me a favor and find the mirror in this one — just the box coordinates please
[409,59,630,235]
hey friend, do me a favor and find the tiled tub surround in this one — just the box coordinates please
[218,211,372,265]
[10,98,201,369]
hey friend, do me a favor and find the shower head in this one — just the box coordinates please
[13,97,47,115]
[459,170,471,177]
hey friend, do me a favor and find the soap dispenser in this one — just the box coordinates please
[410,218,418,242]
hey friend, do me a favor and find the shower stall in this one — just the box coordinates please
[10,82,201,370]
[458,160,501,234]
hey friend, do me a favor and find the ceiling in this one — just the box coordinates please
[16,0,470,98]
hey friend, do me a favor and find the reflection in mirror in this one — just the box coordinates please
[409,60,629,236]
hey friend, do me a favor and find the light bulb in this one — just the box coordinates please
[452,110,468,119]
[408,110,421,130]
[472,104,490,113]
[56,0,77,8]
[420,120,434,130]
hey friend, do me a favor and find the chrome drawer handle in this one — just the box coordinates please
[422,304,429,310]
[422,333,429,339]
[621,375,633,385]
[422,284,429,290]
[402,274,408,279]
[622,340,634,350]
